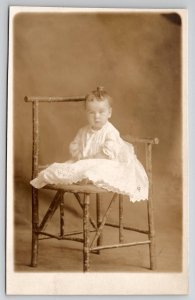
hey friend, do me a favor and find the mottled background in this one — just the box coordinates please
[13,12,182,272]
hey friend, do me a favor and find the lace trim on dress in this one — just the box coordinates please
[30,159,148,202]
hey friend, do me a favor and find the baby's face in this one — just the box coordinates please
[86,99,112,130]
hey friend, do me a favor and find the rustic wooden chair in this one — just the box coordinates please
[24,95,159,272]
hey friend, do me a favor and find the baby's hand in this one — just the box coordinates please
[71,152,83,162]
[94,152,109,159]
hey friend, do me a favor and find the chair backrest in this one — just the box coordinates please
[25,96,86,179]
[25,95,159,192]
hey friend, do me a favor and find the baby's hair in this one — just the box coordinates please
[85,86,112,107]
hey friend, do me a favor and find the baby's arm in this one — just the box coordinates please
[102,132,120,160]
[69,129,83,160]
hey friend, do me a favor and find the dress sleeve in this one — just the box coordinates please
[102,130,135,162]
[69,129,83,160]
[102,131,121,160]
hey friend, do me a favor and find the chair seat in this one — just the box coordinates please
[43,183,109,194]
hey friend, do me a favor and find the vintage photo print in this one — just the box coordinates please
[6,6,188,295]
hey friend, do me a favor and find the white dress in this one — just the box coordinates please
[30,122,148,202]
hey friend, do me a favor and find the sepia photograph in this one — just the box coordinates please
[6,6,188,295]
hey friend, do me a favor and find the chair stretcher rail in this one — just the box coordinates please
[105,222,149,234]
[38,231,84,242]
[90,240,151,252]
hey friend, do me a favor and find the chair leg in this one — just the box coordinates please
[147,199,156,270]
[146,143,156,270]
[83,193,90,272]
[31,188,39,267]
[31,230,38,267]
[60,192,65,237]
[96,193,103,254]
[149,240,156,270]
[119,194,124,243]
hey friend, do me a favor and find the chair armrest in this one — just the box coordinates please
[122,135,159,145]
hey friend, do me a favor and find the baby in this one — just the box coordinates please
[69,86,133,163]
[30,87,148,202]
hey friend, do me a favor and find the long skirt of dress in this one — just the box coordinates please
[30,158,148,202]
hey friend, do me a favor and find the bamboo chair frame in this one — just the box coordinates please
[25,95,159,272]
